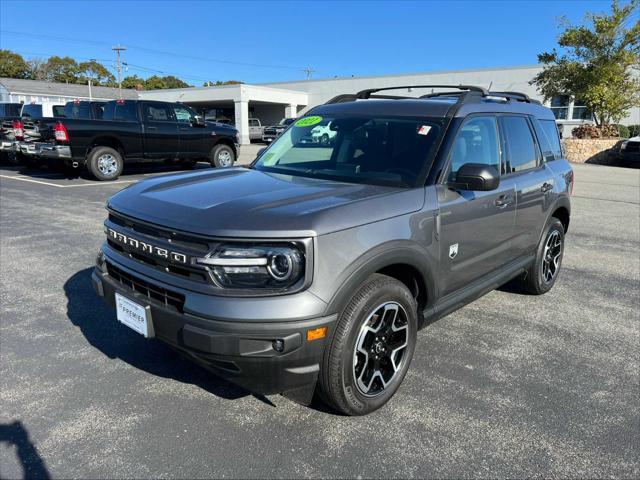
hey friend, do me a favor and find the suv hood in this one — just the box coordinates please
[108,167,425,238]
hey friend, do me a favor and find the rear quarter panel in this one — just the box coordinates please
[63,119,144,160]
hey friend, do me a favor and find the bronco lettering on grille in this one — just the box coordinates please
[107,228,188,264]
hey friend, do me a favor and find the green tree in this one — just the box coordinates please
[161,75,190,88]
[78,60,115,86]
[0,50,31,78]
[43,56,80,83]
[144,75,167,90]
[121,75,145,90]
[532,0,640,126]
[203,80,243,86]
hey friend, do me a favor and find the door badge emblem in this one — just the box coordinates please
[449,243,459,259]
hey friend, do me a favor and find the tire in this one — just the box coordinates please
[319,274,418,415]
[519,218,565,295]
[320,133,330,145]
[88,146,123,181]
[210,144,235,168]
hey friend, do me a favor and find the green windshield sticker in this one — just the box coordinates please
[295,116,323,127]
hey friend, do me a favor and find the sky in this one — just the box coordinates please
[0,0,620,86]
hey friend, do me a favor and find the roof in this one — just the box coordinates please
[0,78,139,100]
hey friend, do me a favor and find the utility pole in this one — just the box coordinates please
[112,44,127,96]
[302,66,316,80]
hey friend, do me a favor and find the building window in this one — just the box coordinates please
[571,98,592,120]
[550,95,570,120]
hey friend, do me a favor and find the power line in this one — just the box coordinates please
[1,29,315,72]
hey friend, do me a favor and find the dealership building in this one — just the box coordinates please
[3,65,639,145]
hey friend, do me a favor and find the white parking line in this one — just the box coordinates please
[0,174,137,188]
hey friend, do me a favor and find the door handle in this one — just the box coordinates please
[541,182,553,193]
[179,127,189,131]
[494,195,513,208]
[146,126,157,131]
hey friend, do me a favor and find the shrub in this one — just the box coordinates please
[571,124,620,139]
[627,125,640,138]
[616,124,630,138]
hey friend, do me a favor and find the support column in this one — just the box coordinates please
[285,104,298,119]
[234,100,250,145]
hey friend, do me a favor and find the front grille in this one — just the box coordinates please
[106,261,185,312]
[107,211,215,283]
[626,141,639,153]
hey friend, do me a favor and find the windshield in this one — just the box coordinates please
[253,115,441,187]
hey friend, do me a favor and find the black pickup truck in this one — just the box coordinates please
[0,103,24,163]
[22,100,240,180]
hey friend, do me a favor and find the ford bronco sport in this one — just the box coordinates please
[92,85,573,415]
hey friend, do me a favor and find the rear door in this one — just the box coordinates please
[499,115,552,256]
[141,102,179,159]
[173,104,205,158]
[436,115,517,296]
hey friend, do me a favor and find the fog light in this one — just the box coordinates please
[273,339,285,352]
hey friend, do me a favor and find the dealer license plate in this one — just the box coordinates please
[115,293,153,338]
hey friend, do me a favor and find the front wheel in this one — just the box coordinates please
[319,274,417,415]
[210,144,235,168]
[88,146,123,181]
[519,218,565,295]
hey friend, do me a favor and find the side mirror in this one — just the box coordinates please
[256,147,267,159]
[192,115,205,127]
[450,163,500,191]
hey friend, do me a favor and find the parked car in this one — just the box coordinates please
[18,100,240,180]
[0,103,23,163]
[248,117,264,141]
[262,118,296,143]
[92,85,572,415]
[619,136,640,168]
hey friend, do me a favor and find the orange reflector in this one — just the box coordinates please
[307,327,327,341]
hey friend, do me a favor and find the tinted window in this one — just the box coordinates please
[254,115,441,188]
[52,105,65,118]
[249,119,259,127]
[501,116,539,173]
[144,103,173,122]
[448,116,500,181]
[21,104,43,118]
[103,101,138,122]
[64,102,92,119]
[0,104,21,116]
[538,119,563,160]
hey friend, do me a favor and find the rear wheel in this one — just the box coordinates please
[210,144,235,168]
[319,274,417,415]
[88,146,124,181]
[519,218,565,295]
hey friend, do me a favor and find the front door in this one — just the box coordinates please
[141,102,179,159]
[173,105,205,158]
[249,119,261,140]
[437,115,516,297]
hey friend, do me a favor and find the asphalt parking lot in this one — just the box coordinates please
[0,160,638,478]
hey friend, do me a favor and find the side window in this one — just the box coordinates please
[21,104,42,118]
[104,101,138,122]
[539,119,563,160]
[144,103,174,122]
[173,105,194,123]
[500,116,540,173]
[52,105,65,118]
[448,116,500,181]
[249,119,259,127]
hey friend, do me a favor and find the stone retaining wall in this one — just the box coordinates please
[562,138,621,165]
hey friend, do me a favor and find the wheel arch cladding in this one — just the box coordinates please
[324,245,435,325]
[552,205,570,233]
[214,137,237,156]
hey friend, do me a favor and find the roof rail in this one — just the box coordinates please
[324,93,413,104]
[356,84,488,99]
[488,91,541,104]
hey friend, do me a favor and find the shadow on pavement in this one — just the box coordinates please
[63,267,249,401]
[0,421,51,480]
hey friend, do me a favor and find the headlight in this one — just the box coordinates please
[621,141,628,150]
[196,244,305,290]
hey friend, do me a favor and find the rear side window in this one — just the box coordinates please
[539,120,563,160]
[143,103,174,122]
[103,101,138,122]
[500,116,540,173]
[0,104,21,116]
[65,103,92,119]
[448,116,500,181]
[21,104,43,118]
[52,106,65,118]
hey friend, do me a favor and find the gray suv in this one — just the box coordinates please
[92,85,573,415]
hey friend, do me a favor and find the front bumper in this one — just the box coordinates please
[1,140,17,152]
[92,249,335,397]
[19,141,71,159]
